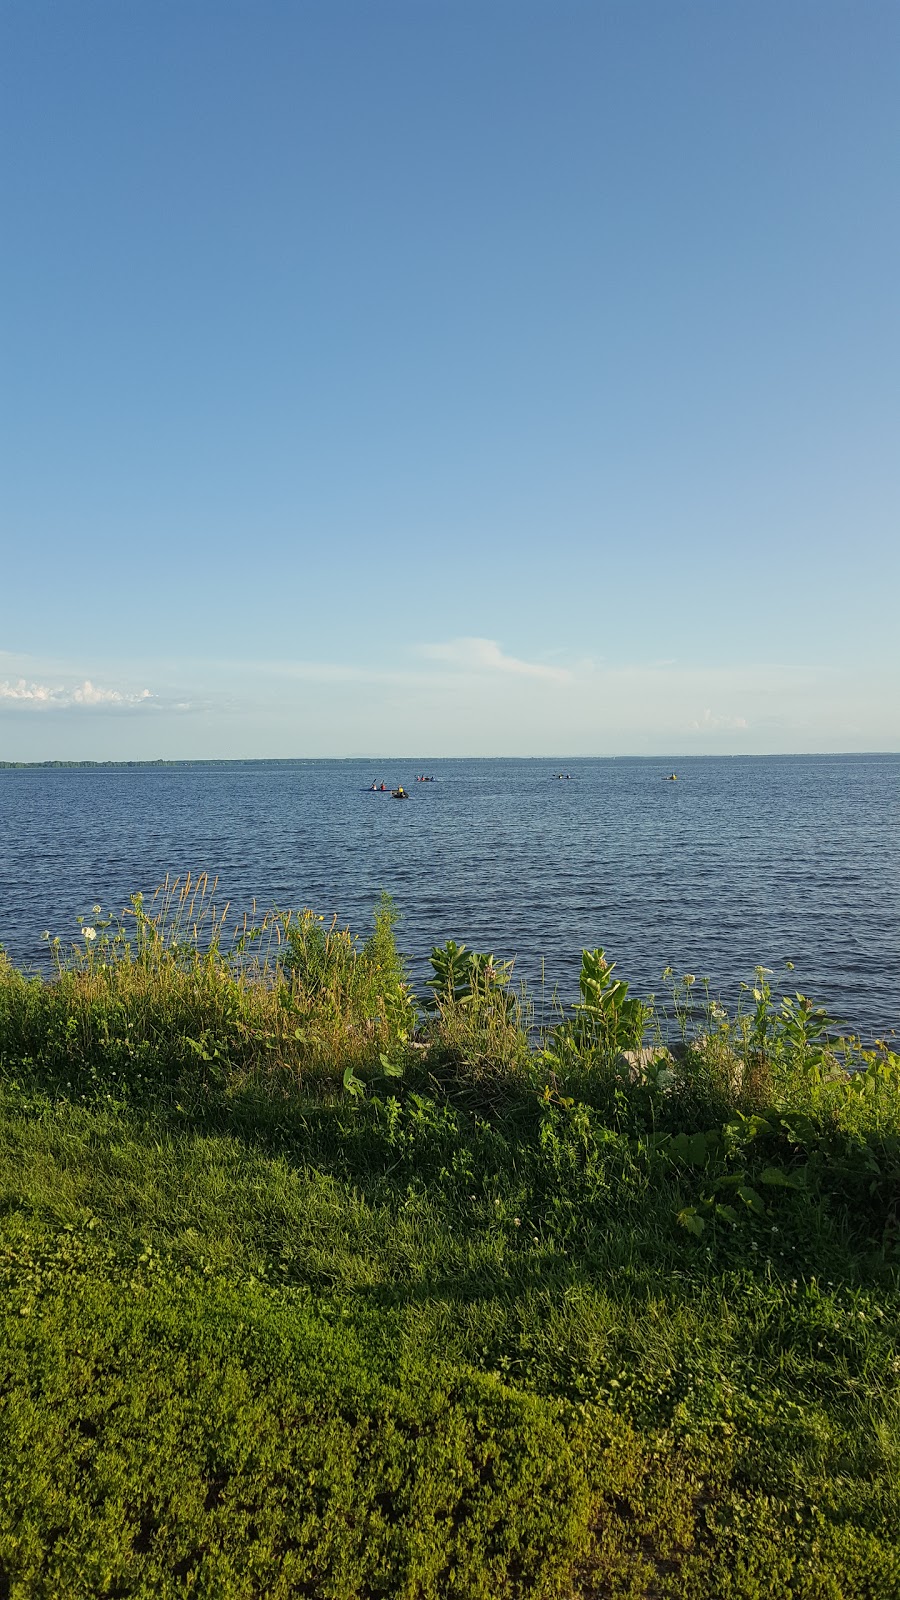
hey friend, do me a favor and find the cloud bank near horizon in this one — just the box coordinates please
[0,677,154,711]
[0,641,896,758]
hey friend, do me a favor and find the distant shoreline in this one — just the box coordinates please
[1,752,896,769]
[0,759,179,769]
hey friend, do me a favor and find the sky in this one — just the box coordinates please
[1,0,898,758]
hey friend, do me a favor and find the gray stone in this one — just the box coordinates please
[616,1046,675,1083]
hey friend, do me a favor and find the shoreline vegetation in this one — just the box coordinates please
[0,758,176,764]
[2,752,896,768]
[0,759,179,769]
[2,876,899,1597]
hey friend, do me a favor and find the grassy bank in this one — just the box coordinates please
[1,877,899,1598]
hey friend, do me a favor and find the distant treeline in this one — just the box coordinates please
[0,759,177,769]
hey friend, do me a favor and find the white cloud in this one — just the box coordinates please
[2,643,894,755]
[219,642,570,688]
[689,708,749,732]
[0,677,154,710]
[419,637,570,682]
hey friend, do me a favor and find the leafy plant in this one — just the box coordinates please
[548,948,649,1063]
[425,940,515,1014]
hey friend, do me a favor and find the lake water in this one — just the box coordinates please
[0,755,897,1036]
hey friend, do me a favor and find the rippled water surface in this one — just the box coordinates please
[1,755,897,1034]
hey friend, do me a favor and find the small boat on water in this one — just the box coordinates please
[667,773,678,781]
[391,787,409,800]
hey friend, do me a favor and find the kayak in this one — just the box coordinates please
[391,789,409,800]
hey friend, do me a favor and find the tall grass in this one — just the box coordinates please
[2,875,417,1104]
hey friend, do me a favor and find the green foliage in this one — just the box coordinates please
[423,941,530,1087]
[283,892,417,1047]
[425,939,515,1014]
[2,885,900,1594]
[0,1241,594,1599]
[547,948,649,1065]
[0,884,417,1107]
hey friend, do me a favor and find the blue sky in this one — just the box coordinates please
[1,0,898,757]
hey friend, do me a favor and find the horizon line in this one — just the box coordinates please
[2,750,898,768]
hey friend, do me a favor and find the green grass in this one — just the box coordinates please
[1,883,899,1597]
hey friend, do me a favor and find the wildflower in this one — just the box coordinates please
[83,927,97,942]
[683,974,696,987]
[513,1217,521,1227]
[92,904,102,916]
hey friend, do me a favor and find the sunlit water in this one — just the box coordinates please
[1,755,897,1036]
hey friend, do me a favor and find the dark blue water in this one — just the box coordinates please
[0,756,897,1036]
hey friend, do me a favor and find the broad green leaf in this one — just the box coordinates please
[677,1207,706,1235]
[737,1184,767,1215]
[760,1166,805,1189]
[777,1113,816,1145]
[687,1131,709,1167]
